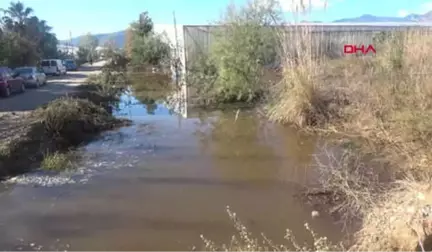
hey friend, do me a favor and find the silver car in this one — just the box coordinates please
[14,67,47,87]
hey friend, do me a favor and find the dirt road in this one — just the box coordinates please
[0,65,102,147]
[0,68,100,113]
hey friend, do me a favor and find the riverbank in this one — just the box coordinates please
[0,96,347,250]
[0,67,129,179]
[184,25,432,250]
[263,30,432,251]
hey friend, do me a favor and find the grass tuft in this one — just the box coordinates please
[41,151,75,171]
[35,97,120,146]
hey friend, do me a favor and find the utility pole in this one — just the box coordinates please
[173,11,180,87]
[172,11,187,119]
[69,31,73,57]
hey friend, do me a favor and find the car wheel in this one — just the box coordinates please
[20,83,25,93]
[1,86,11,97]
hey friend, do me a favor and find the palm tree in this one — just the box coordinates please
[1,1,33,33]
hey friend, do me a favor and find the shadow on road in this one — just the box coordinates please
[0,82,79,112]
[0,64,103,113]
[78,66,103,72]
[49,72,89,80]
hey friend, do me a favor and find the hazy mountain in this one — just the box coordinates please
[60,11,432,48]
[333,11,432,22]
[60,30,126,48]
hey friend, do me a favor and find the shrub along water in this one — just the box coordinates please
[187,1,282,106]
[0,95,128,178]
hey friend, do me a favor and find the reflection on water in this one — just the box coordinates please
[0,85,345,250]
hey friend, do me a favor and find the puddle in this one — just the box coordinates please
[0,89,347,250]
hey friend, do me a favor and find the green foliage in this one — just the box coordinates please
[76,46,90,65]
[77,33,99,64]
[132,12,154,37]
[188,1,281,104]
[41,152,74,171]
[129,12,171,69]
[0,1,60,67]
[79,33,99,50]
[131,33,171,67]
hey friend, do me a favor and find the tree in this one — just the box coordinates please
[190,1,281,103]
[129,12,171,69]
[131,12,153,37]
[124,28,134,58]
[76,46,90,65]
[0,1,59,67]
[1,1,33,34]
[131,33,171,67]
[80,33,98,51]
[79,33,99,64]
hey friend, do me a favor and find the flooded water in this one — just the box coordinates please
[0,91,346,250]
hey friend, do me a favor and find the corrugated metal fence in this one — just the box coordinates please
[182,24,432,70]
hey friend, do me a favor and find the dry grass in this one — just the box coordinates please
[190,0,432,250]
[200,206,343,251]
[351,179,432,251]
[269,29,432,172]
[266,25,432,252]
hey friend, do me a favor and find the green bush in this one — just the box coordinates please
[41,152,74,171]
[188,1,281,105]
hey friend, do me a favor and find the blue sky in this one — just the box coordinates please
[1,0,430,40]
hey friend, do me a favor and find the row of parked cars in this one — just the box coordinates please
[0,59,78,97]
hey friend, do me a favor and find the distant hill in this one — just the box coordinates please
[333,11,432,22]
[60,11,432,48]
[60,30,126,48]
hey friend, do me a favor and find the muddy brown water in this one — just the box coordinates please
[0,92,347,251]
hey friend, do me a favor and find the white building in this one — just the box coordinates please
[58,44,79,56]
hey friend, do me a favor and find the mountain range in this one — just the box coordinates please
[59,11,432,48]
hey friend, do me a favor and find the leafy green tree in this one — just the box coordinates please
[129,12,171,69]
[189,1,281,104]
[131,33,171,67]
[131,12,153,37]
[76,46,90,65]
[1,1,33,34]
[79,33,99,63]
[0,1,59,67]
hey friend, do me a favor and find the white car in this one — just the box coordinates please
[41,59,67,76]
[14,66,47,88]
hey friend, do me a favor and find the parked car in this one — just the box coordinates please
[0,67,25,97]
[41,59,67,76]
[14,66,47,88]
[63,59,78,71]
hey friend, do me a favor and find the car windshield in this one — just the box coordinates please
[65,60,74,64]
[14,68,33,74]
[41,61,50,67]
